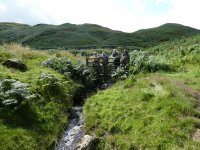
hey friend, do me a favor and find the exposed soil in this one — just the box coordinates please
[193,129,200,141]
[175,80,200,141]
[175,80,200,108]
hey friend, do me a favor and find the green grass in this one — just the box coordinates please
[84,74,200,149]
[0,44,81,149]
[147,34,200,90]
[84,34,200,150]
[0,26,200,150]
[0,124,38,150]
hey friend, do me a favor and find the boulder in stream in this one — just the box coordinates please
[75,135,99,150]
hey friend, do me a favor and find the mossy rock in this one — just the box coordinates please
[2,59,27,71]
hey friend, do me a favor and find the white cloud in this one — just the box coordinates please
[0,2,6,13]
[164,0,200,29]
[0,0,199,32]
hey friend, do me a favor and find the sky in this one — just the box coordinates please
[0,0,199,32]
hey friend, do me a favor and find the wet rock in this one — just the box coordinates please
[2,59,27,71]
[55,107,84,150]
[76,135,99,150]
[101,83,109,89]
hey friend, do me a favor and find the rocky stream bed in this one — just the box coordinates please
[55,107,84,150]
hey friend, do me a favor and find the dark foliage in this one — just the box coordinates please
[42,57,101,93]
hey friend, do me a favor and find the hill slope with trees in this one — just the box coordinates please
[0,22,199,49]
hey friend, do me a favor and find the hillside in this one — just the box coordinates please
[0,32,200,150]
[84,35,200,149]
[0,22,199,49]
[0,44,82,149]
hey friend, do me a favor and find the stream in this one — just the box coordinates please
[55,106,84,150]
[55,84,110,150]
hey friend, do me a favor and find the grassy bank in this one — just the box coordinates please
[0,44,80,150]
[84,35,200,149]
[84,74,200,149]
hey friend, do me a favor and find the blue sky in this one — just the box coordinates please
[144,0,173,14]
[0,0,199,32]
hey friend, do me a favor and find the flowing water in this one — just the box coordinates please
[55,107,84,150]
[55,84,110,150]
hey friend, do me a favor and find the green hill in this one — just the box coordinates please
[0,22,199,49]
[0,30,200,149]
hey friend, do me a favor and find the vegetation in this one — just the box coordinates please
[42,57,96,90]
[84,34,200,149]
[41,57,101,105]
[0,22,199,49]
[0,44,80,150]
[0,24,200,150]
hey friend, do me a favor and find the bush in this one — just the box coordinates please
[42,57,97,91]
[42,57,73,75]
[111,65,129,81]
[0,78,39,129]
[129,51,173,74]
[0,79,35,108]
[36,72,72,109]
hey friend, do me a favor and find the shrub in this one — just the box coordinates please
[0,79,35,108]
[42,57,73,75]
[129,51,173,74]
[36,72,72,109]
[111,65,129,81]
[42,57,97,91]
[0,78,38,128]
